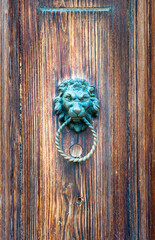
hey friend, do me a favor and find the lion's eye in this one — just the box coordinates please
[65,95,72,101]
[81,95,89,100]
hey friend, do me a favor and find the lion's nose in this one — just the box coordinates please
[73,104,81,115]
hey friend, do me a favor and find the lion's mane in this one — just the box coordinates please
[54,78,100,131]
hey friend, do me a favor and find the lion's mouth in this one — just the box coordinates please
[71,117,82,123]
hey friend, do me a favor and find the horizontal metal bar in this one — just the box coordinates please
[38,6,112,12]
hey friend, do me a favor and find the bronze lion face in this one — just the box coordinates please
[54,78,100,133]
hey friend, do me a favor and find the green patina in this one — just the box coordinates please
[54,78,100,133]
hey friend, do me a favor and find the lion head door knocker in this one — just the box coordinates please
[54,78,100,162]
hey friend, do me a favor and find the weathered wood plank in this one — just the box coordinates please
[20,1,131,239]
[136,0,151,239]
[128,1,151,239]
[39,9,114,240]
[0,0,20,239]
[151,0,155,238]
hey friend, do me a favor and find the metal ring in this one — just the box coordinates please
[55,117,97,162]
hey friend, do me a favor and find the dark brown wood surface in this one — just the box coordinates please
[0,0,20,239]
[0,0,152,239]
[151,0,155,238]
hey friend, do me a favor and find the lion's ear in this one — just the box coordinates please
[58,82,67,94]
[91,97,100,116]
[88,86,95,96]
[54,96,62,115]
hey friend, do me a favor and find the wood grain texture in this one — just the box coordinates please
[0,0,20,239]
[20,1,130,239]
[19,0,151,239]
[136,1,151,239]
[129,0,151,239]
[0,0,152,239]
[151,0,155,238]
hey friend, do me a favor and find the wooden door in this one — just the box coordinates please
[0,0,152,239]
